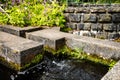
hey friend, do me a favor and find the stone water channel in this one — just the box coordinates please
[0,52,109,80]
[0,25,120,80]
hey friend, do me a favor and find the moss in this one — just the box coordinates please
[114,38,120,42]
[44,45,72,56]
[0,53,43,71]
[21,53,43,71]
[44,46,117,69]
[69,48,117,69]
[0,56,21,71]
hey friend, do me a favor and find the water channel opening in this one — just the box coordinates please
[0,52,109,80]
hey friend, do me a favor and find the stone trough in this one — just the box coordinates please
[0,25,120,79]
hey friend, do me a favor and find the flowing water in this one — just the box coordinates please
[0,53,109,80]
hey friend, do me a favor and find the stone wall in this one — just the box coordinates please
[64,4,120,39]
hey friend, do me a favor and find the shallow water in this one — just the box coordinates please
[0,53,108,80]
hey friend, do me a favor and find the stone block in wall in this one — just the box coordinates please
[83,14,97,23]
[64,7,75,13]
[108,7,120,13]
[95,32,108,39]
[98,14,112,22]
[108,32,120,40]
[91,23,98,31]
[64,13,69,21]
[91,7,106,13]
[69,13,81,22]
[97,24,103,31]
[83,23,91,31]
[117,24,120,31]
[112,14,120,23]
[0,31,43,71]
[66,23,77,30]
[77,23,84,30]
[75,7,90,13]
[103,24,114,31]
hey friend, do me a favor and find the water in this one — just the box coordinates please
[0,53,108,80]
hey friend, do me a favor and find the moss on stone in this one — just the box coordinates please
[21,53,43,71]
[0,56,21,71]
[0,53,43,71]
[44,45,117,69]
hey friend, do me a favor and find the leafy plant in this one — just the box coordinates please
[0,0,66,27]
[0,12,8,24]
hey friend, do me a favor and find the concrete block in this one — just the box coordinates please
[26,29,120,60]
[101,60,120,80]
[66,36,120,60]
[0,25,42,37]
[0,31,43,71]
[26,29,65,50]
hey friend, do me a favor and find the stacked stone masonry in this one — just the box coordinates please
[64,4,120,39]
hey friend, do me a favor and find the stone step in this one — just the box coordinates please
[26,29,65,50]
[0,31,43,71]
[0,25,42,37]
[27,29,120,60]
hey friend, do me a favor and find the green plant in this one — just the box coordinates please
[21,53,43,70]
[69,48,117,69]
[0,0,66,27]
[0,12,8,24]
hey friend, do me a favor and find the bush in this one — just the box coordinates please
[0,1,66,27]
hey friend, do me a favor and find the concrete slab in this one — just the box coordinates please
[101,60,120,80]
[66,36,120,60]
[0,25,42,37]
[0,31,43,71]
[27,29,120,60]
[26,29,65,50]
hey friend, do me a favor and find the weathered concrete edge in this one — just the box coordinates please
[65,36,120,60]
[0,42,43,71]
[101,60,120,80]
[0,31,44,71]
[0,25,42,37]
[26,29,120,60]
